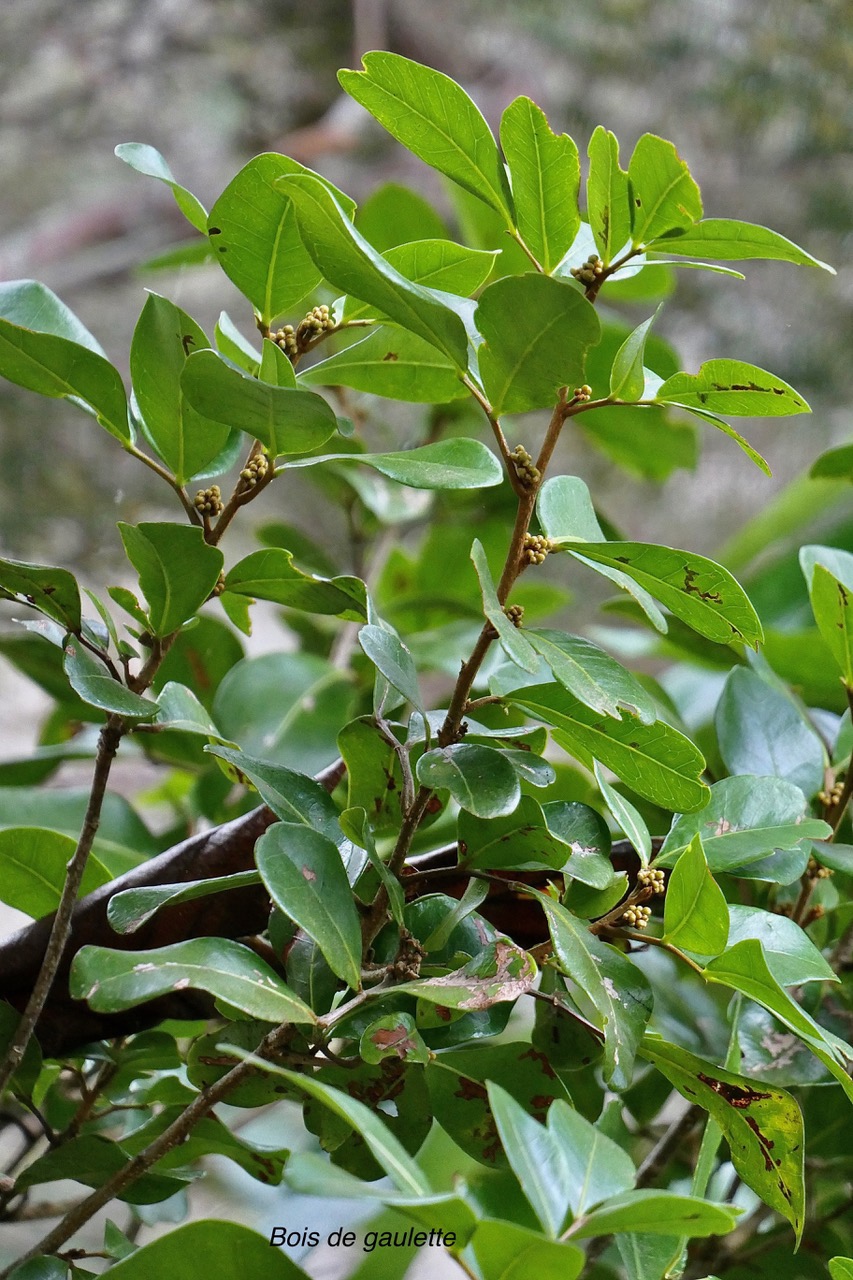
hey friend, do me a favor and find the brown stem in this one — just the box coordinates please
[123,444,201,526]
[0,716,125,1099]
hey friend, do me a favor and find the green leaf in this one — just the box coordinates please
[215,310,259,374]
[277,173,469,368]
[593,761,652,866]
[180,349,337,457]
[486,1082,568,1237]
[153,680,224,737]
[259,338,298,387]
[830,1260,853,1280]
[727,905,837,987]
[299,326,466,403]
[508,683,709,813]
[359,622,423,711]
[458,794,572,871]
[14,1133,194,1205]
[115,143,208,233]
[476,273,600,415]
[0,555,81,631]
[69,938,316,1024]
[526,630,657,723]
[129,293,230,483]
[610,309,660,401]
[255,823,362,989]
[339,52,513,221]
[586,127,632,264]
[570,1190,739,1239]
[647,218,834,272]
[628,134,703,246]
[548,1099,636,1215]
[658,777,831,876]
[0,280,129,443]
[225,548,366,620]
[500,97,580,272]
[103,1222,311,1279]
[208,153,354,322]
[663,835,729,956]
[63,640,156,719]
[117,522,223,637]
[8,1257,68,1280]
[715,667,825,798]
[355,181,448,250]
[658,360,809,417]
[417,744,521,818]
[471,538,539,672]
[107,870,261,935]
[564,541,763,647]
[800,545,853,684]
[536,893,652,1087]
[469,1220,585,1280]
[0,827,111,918]
[810,442,853,480]
[536,474,605,544]
[704,940,853,1101]
[289,437,503,490]
[244,1062,431,1195]
[396,938,536,1012]
[212,655,350,776]
[341,238,497,322]
[360,1013,430,1065]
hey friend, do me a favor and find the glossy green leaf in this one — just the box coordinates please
[647,218,834,271]
[586,127,632,264]
[338,720,405,833]
[245,1062,431,1195]
[526,630,657,723]
[8,1257,68,1280]
[356,181,448,249]
[715,666,825,798]
[341,238,497,321]
[458,794,572,871]
[360,1013,429,1065]
[471,538,539,672]
[564,541,763,647]
[570,1190,739,1239]
[0,826,111,918]
[180,348,337,457]
[63,640,157,719]
[69,938,316,1024]
[118,522,223,637]
[0,555,81,631]
[105,1222,310,1279]
[658,360,809,417]
[417,744,521,818]
[208,153,354,322]
[396,938,536,1010]
[225,549,366,619]
[215,310,259,374]
[299,326,466,403]
[476,273,600,415]
[658,777,831,875]
[107,870,260,935]
[115,143,208,232]
[830,1260,853,1280]
[258,337,297,387]
[704,940,853,1102]
[359,622,423,711]
[610,309,660,401]
[548,1098,636,1215]
[663,835,729,956]
[500,97,580,272]
[628,133,703,245]
[536,474,605,544]
[537,893,652,1087]
[727,905,837,987]
[153,680,224,737]
[277,173,468,367]
[800,545,853,684]
[508,683,709,812]
[129,293,230,483]
[486,1082,568,1236]
[469,1220,585,1280]
[211,654,351,775]
[0,280,129,442]
[201,751,339,848]
[340,52,513,221]
[14,1133,194,1205]
[255,823,362,989]
[289,436,502,490]
[593,761,652,866]
[810,442,853,480]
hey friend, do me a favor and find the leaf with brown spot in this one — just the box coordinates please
[394,938,536,1011]
[360,1013,429,1065]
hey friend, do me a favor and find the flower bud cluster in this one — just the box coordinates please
[194,485,223,516]
[571,253,605,285]
[818,780,845,808]
[504,603,525,628]
[572,384,593,402]
[523,534,552,566]
[240,454,269,488]
[621,904,652,929]
[807,855,833,880]
[273,304,336,359]
[510,445,540,489]
[637,866,666,895]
